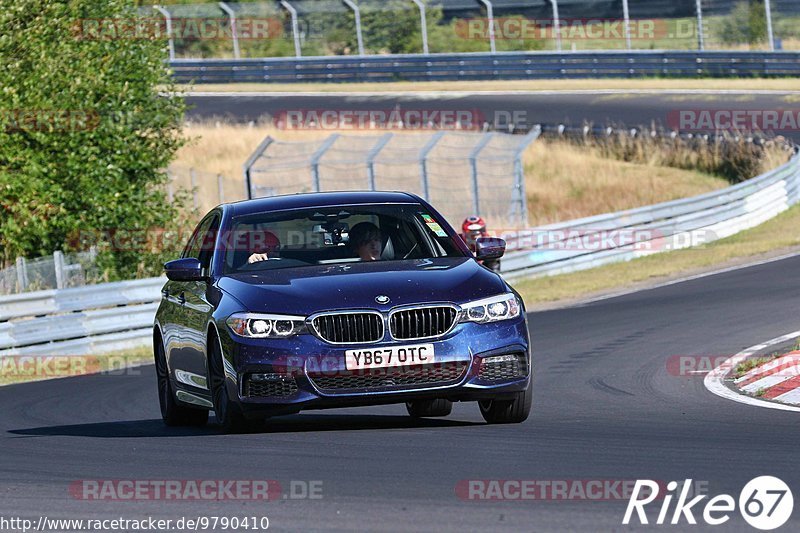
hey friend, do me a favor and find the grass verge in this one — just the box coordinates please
[734,356,778,379]
[513,203,800,307]
[177,78,800,94]
[0,347,152,387]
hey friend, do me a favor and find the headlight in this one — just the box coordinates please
[226,313,307,338]
[460,293,521,324]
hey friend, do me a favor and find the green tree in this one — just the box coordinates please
[717,0,770,45]
[0,0,186,278]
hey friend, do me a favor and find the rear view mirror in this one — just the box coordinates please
[475,237,506,261]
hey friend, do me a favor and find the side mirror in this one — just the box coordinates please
[475,237,506,261]
[164,258,204,281]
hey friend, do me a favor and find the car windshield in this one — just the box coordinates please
[222,203,466,273]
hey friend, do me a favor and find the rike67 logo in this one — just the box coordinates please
[623,477,793,530]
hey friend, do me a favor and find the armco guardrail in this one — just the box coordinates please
[500,152,800,280]
[170,51,800,83]
[0,278,163,356]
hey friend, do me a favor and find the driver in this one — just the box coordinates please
[348,222,382,261]
[246,230,280,264]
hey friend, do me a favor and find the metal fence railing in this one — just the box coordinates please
[143,0,799,59]
[170,50,800,83]
[500,152,800,279]
[0,277,163,356]
[0,250,102,296]
[243,128,541,228]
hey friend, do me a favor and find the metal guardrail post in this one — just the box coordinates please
[469,133,495,216]
[15,257,27,292]
[621,0,632,50]
[695,0,704,51]
[551,0,562,52]
[418,131,445,201]
[310,134,340,192]
[366,133,393,191]
[765,0,775,51]
[478,0,496,54]
[242,136,274,199]
[512,126,541,227]
[342,0,365,56]
[280,1,302,58]
[217,174,225,203]
[53,251,65,290]
[218,2,240,59]
[410,0,429,55]
[153,6,175,61]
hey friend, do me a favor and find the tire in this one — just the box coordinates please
[208,335,252,433]
[406,399,453,418]
[154,337,208,427]
[478,381,532,424]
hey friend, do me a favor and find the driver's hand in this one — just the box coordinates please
[247,252,269,264]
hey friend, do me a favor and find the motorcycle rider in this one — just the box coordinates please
[460,216,500,271]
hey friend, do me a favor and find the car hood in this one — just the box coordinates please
[217,258,507,314]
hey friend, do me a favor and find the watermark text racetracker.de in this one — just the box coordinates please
[456,479,676,501]
[453,17,695,42]
[0,356,142,381]
[273,109,485,130]
[668,109,800,133]
[65,227,718,254]
[69,479,323,501]
[0,515,270,532]
[72,18,283,41]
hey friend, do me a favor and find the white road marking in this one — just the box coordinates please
[734,353,800,384]
[741,369,800,394]
[181,89,800,98]
[704,330,800,412]
[775,387,800,403]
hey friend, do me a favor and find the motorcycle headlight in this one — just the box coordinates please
[226,313,307,339]
[460,293,521,324]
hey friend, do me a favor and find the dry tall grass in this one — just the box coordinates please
[173,123,740,225]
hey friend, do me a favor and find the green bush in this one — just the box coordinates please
[0,0,186,279]
[716,0,769,45]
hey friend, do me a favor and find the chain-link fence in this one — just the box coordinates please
[0,250,102,296]
[136,1,798,58]
[244,129,540,228]
[167,166,241,214]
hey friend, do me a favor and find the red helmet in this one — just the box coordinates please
[251,230,280,254]
[462,216,486,235]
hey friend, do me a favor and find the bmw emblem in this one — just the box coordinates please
[375,295,390,304]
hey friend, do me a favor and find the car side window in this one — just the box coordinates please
[182,214,219,273]
[183,218,211,260]
[197,215,220,273]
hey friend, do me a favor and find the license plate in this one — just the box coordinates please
[345,343,435,370]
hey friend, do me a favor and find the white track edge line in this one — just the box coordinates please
[181,89,800,98]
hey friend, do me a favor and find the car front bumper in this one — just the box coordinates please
[219,315,531,418]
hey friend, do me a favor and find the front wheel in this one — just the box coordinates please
[154,339,208,427]
[478,382,532,424]
[406,399,452,418]
[208,336,252,433]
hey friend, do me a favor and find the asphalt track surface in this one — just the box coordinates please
[184,92,800,142]
[2,253,800,531]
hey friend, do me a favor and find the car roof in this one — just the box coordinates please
[226,191,422,217]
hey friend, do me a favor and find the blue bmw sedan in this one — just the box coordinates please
[153,192,531,432]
